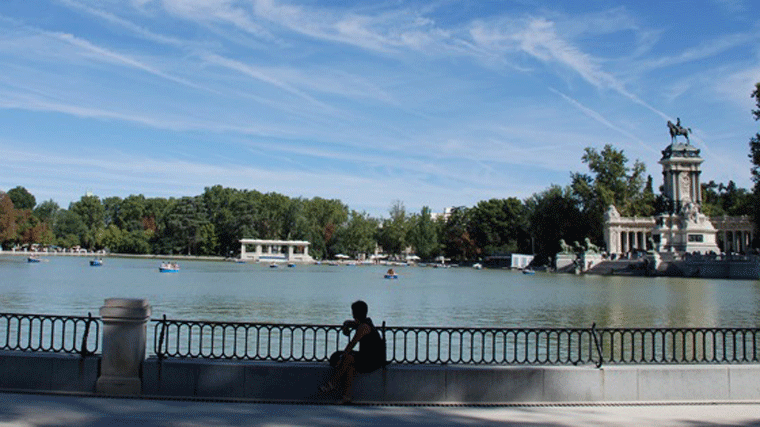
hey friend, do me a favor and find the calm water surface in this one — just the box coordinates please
[2,255,760,328]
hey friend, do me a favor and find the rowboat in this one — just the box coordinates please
[159,262,180,273]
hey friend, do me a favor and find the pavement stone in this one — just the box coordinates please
[1,391,760,426]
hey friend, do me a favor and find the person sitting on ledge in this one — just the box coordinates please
[319,300,386,404]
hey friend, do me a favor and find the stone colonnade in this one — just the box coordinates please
[239,239,313,262]
[603,210,656,256]
[710,216,754,254]
[605,214,755,256]
[617,230,652,253]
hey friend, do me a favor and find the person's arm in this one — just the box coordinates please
[343,323,371,353]
[341,319,359,336]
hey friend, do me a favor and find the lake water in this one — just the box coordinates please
[2,255,760,328]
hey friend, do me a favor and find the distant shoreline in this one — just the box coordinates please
[0,251,227,262]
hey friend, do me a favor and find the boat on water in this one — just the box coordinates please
[27,256,41,263]
[473,263,483,270]
[90,258,103,266]
[159,262,180,273]
[287,263,296,268]
[269,263,279,268]
[384,269,398,279]
[522,268,535,275]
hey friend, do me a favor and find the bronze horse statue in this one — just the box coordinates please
[667,118,691,143]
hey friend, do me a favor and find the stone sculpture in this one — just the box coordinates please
[584,237,600,254]
[667,117,691,144]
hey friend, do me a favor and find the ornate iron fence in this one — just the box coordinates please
[151,317,760,366]
[0,312,99,356]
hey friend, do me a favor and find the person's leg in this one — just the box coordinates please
[341,355,356,403]
[321,352,354,392]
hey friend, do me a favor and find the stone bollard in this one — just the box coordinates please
[96,298,151,395]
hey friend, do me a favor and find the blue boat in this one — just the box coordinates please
[27,256,41,263]
[159,262,180,273]
[90,259,103,266]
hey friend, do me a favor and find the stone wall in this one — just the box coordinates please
[3,351,760,403]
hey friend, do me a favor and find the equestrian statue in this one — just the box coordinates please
[667,117,691,144]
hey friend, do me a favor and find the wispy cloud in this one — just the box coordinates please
[549,87,656,154]
[50,31,210,91]
[637,32,757,72]
[56,0,188,47]
[202,53,334,111]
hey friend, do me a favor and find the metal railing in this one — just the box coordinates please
[152,317,760,366]
[0,312,100,356]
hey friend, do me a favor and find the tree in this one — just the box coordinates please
[202,186,243,256]
[440,206,477,261]
[0,192,19,248]
[52,209,86,248]
[157,196,213,255]
[749,82,760,243]
[526,185,586,265]
[571,145,647,245]
[70,194,105,249]
[377,200,409,257]
[407,206,441,260]
[333,210,378,258]
[302,197,349,259]
[7,186,36,210]
[469,198,529,256]
[34,199,60,224]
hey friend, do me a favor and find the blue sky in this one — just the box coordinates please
[0,0,758,218]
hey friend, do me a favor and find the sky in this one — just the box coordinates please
[0,0,759,218]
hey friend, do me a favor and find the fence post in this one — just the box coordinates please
[591,323,604,368]
[96,298,151,395]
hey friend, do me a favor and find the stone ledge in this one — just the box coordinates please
[141,358,760,403]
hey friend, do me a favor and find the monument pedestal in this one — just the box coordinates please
[96,298,151,395]
[581,253,603,272]
[555,253,577,273]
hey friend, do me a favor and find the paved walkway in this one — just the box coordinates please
[2,392,760,426]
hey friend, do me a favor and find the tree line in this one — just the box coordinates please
[2,84,759,262]
[1,155,753,264]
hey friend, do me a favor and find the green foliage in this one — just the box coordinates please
[469,198,529,256]
[702,180,753,217]
[69,194,105,249]
[526,185,586,264]
[34,200,60,224]
[749,83,760,242]
[377,200,409,256]
[7,186,36,210]
[52,209,86,248]
[571,145,648,246]
[0,192,19,247]
[441,206,477,261]
[157,196,213,255]
[302,197,349,259]
[333,210,378,258]
[407,206,441,260]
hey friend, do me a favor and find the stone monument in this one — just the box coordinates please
[580,237,604,271]
[555,239,578,273]
[651,118,719,254]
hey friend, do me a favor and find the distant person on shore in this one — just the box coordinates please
[319,300,386,404]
